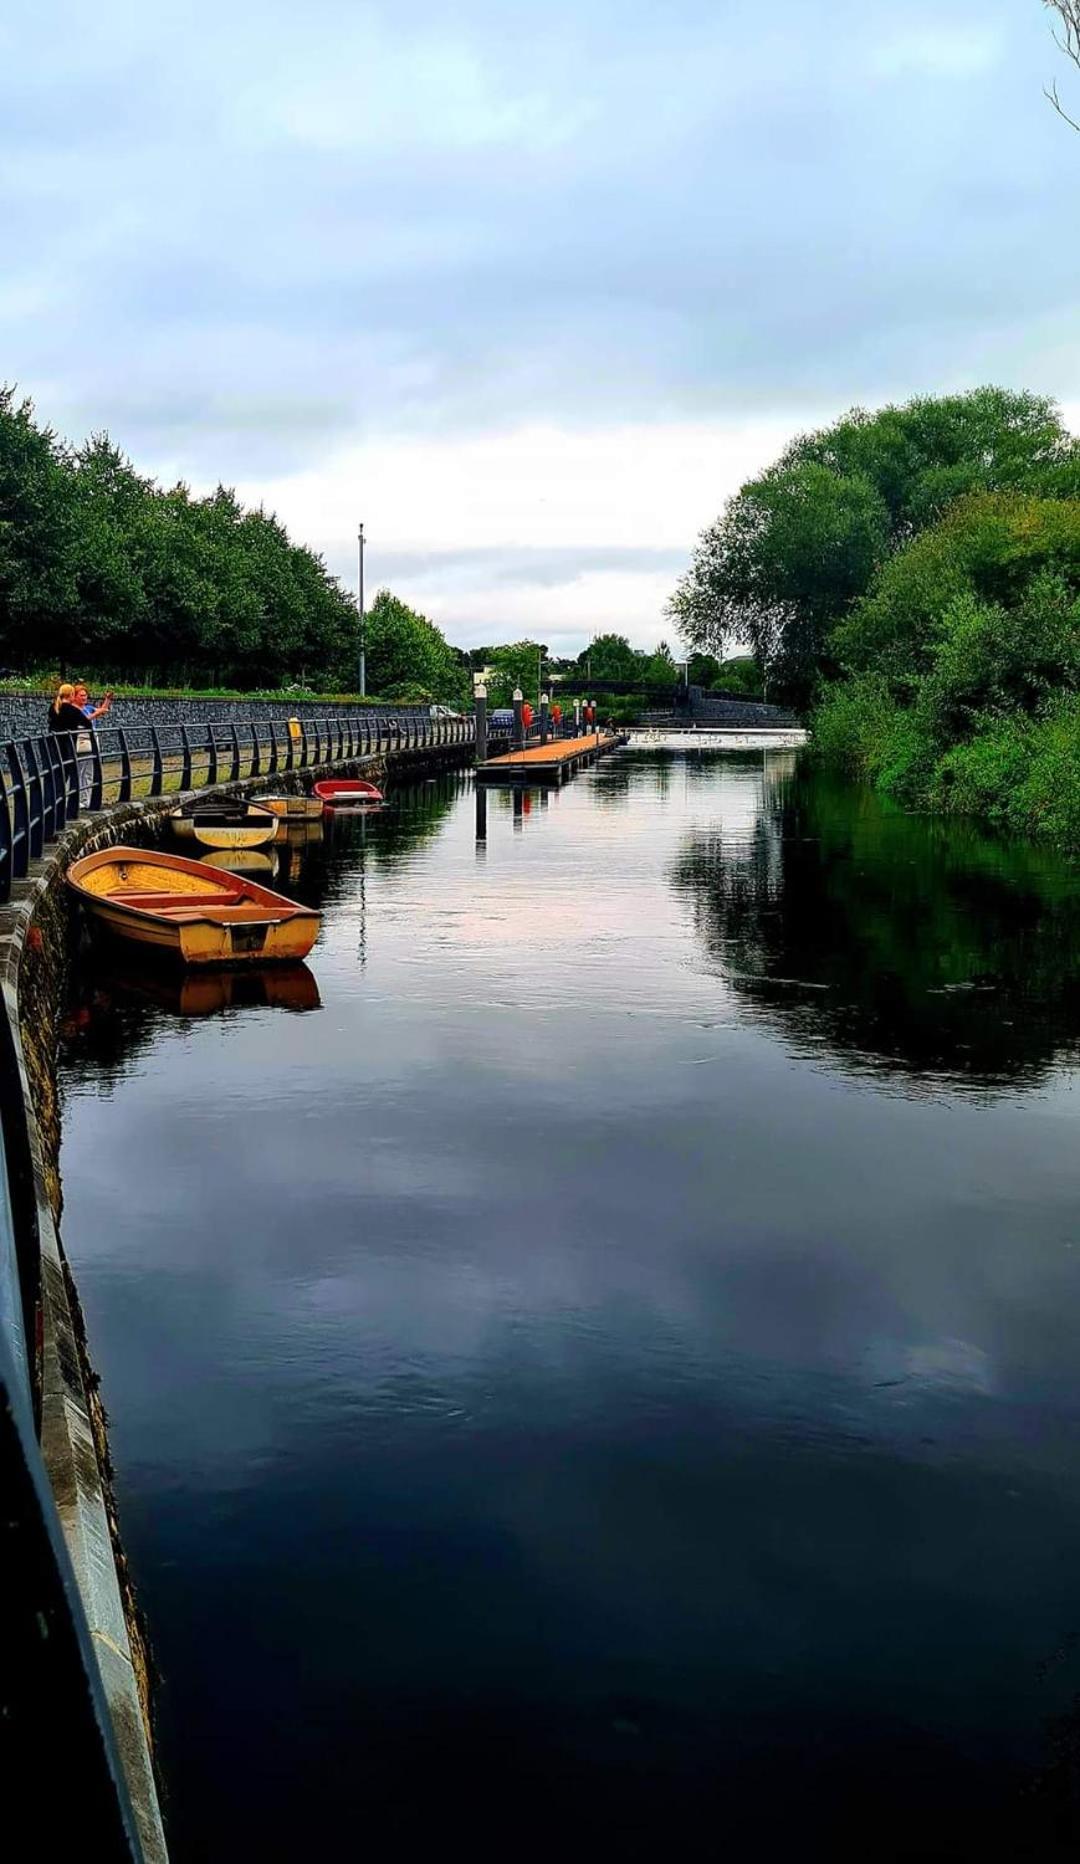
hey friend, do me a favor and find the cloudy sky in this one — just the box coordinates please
[2,0,1078,655]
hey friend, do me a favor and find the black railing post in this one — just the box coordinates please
[229,725,241,784]
[150,727,163,797]
[179,726,192,792]
[0,762,11,902]
[269,721,280,774]
[251,723,261,778]
[206,725,218,788]
[51,735,68,829]
[9,746,29,878]
[21,742,44,859]
[57,733,79,817]
[42,737,64,838]
[88,728,104,811]
[116,729,132,804]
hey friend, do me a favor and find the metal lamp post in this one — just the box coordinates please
[357,522,366,698]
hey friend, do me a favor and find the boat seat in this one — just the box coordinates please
[156,904,286,921]
[111,889,244,909]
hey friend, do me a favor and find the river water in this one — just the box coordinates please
[57,751,1080,1859]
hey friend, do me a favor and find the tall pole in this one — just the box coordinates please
[357,522,366,698]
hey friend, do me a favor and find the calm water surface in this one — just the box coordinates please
[58,753,1080,1859]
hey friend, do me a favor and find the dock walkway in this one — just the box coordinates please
[476,731,622,785]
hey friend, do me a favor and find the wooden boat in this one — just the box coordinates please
[169,800,277,850]
[68,847,321,966]
[314,778,384,810]
[253,794,324,820]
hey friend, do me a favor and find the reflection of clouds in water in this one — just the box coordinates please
[866,1337,994,1396]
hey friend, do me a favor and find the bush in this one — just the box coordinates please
[925,717,1035,824]
[812,675,908,779]
[1013,697,1080,850]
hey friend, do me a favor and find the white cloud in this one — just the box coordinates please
[230,415,803,649]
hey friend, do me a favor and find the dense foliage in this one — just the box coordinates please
[670,388,1080,706]
[362,590,468,703]
[1,388,391,690]
[670,387,1080,848]
[814,494,1080,847]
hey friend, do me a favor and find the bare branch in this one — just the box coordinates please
[1045,2,1080,125]
[1046,76,1080,131]
[1046,0,1080,67]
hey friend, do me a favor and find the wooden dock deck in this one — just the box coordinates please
[476,731,622,784]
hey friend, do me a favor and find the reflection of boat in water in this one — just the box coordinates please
[314,778,384,811]
[255,794,324,820]
[89,957,321,1017]
[68,847,321,965]
[276,818,324,845]
[169,801,277,849]
[201,848,278,878]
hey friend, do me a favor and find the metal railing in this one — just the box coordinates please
[0,711,495,903]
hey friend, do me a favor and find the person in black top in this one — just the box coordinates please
[47,683,88,734]
[48,682,100,806]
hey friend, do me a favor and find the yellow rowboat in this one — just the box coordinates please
[254,794,324,820]
[68,847,321,966]
[169,801,277,850]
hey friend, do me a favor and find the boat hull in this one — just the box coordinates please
[314,779,384,811]
[68,848,321,967]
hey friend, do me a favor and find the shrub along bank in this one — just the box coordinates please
[812,493,1080,849]
[671,388,1080,850]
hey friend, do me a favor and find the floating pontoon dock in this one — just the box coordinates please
[475,732,624,785]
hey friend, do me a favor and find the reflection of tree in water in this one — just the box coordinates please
[671,766,1080,1091]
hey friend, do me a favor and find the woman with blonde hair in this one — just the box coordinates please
[47,681,98,807]
[47,682,88,735]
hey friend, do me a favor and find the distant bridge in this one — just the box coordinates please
[628,688,807,749]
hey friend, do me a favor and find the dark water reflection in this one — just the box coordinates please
[671,763,1080,1090]
[57,753,1080,1860]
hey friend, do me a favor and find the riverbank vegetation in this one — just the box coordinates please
[670,388,1080,848]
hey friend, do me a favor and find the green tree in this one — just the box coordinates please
[643,639,680,687]
[669,388,1080,705]
[363,589,464,701]
[0,389,81,667]
[0,386,380,690]
[578,632,641,683]
[484,640,548,705]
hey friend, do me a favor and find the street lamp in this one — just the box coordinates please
[357,522,366,698]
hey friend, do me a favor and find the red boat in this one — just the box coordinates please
[313,778,384,811]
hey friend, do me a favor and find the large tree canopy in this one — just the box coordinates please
[0,387,365,688]
[363,589,466,702]
[668,388,1080,704]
